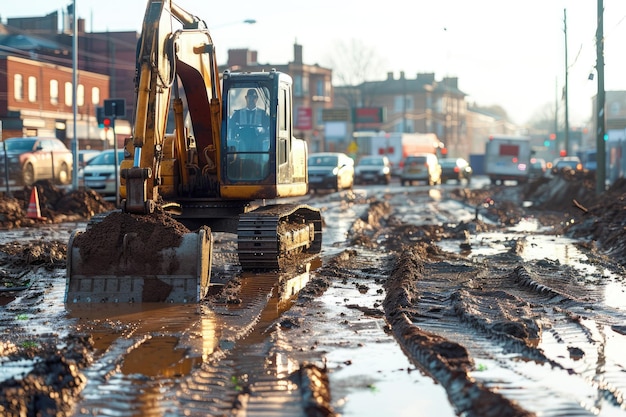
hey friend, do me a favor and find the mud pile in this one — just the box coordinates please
[0,180,114,228]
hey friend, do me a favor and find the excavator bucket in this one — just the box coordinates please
[65,211,212,303]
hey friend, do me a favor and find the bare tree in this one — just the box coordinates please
[527,102,557,131]
[327,39,386,110]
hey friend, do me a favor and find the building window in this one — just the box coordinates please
[405,96,414,111]
[294,75,303,97]
[77,84,85,107]
[65,82,72,106]
[50,80,59,105]
[316,79,324,96]
[28,76,37,102]
[316,107,324,125]
[394,95,413,113]
[91,87,100,105]
[14,74,23,100]
[393,96,402,112]
[610,101,621,116]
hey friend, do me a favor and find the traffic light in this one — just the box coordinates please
[96,106,105,127]
[96,106,115,129]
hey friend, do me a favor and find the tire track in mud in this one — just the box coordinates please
[348,194,626,416]
[68,270,331,417]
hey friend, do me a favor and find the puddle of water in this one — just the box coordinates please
[439,221,626,313]
[67,303,221,371]
[0,358,39,383]
[304,271,457,417]
[327,338,456,417]
[121,335,200,377]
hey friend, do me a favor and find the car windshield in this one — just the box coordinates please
[358,157,383,166]
[406,157,427,164]
[88,151,123,165]
[557,160,578,168]
[4,139,37,151]
[439,159,457,167]
[309,155,338,166]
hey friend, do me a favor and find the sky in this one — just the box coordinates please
[2,0,626,126]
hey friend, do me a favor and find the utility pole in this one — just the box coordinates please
[555,77,559,157]
[563,9,570,156]
[71,0,78,190]
[596,0,606,193]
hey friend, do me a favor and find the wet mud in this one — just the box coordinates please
[1,170,626,416]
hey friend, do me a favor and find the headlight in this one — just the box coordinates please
[332,167,339,175]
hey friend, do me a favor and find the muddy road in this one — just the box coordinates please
[1,174,626,416]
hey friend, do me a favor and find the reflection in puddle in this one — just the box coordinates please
[67,261,318,416]
[67,303,220,379]
[0,358,39,383]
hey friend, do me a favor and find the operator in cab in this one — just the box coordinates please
[227,87,271,180]
[229,88,270,140]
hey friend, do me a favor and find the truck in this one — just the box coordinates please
[484,135,532,184]
[355,132,443,176]
[65,0,322,303]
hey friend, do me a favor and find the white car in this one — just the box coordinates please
[354,155,391,184]
[80,149,124,196]
[308,152,354,192]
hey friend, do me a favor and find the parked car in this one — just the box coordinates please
[400,154,442,186]
[529,158,547,178]
[80,149,125,196]
[439,157,472,184]
[0,137,73,186]
[551,156,582,174]
[354,155,391,185]
[308,152,354,192]
[582,150,597,171]
[78,149,101,169]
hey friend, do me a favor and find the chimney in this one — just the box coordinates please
[227,48,257,67]
[443,76,458,89]
[386,72,394,81]
[294,43,303,64]
[417,73,435,84]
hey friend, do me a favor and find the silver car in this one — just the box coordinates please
[354,155,391,185]
[400,153,442,186]
[308,152,354,192]
[80,149,124,196]
[0,137,73,186]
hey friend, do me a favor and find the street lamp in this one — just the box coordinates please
[213,19,256,29]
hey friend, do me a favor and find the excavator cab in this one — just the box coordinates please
[219,70,309,199]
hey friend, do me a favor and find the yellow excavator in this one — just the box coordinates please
[65,0,322,303]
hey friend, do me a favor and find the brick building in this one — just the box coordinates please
[0,55,110,149]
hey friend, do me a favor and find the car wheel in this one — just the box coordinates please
[57,163,70,185]
[22,163,35,186]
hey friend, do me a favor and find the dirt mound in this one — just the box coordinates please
[0,180,114,228]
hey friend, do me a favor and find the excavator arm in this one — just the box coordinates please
[123,0,222,214]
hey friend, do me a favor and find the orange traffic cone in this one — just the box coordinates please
[27,187,46,220]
